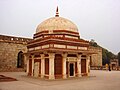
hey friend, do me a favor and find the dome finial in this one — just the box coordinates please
[55,6,59,17]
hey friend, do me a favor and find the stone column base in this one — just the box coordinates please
[77,74,82,77]
[41,75,44,78]
[86,73,90,76]
[63,74,67,79]
[31,73,34,76]
[49,75,55,80]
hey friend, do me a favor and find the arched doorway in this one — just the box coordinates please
[17,51,24,68]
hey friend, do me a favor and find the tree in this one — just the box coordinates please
[90,39,98,47]
[102,49,115,65]
[107,52,114,59]
[117,52,120,66]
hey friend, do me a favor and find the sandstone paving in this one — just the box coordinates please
[0,70,120,90]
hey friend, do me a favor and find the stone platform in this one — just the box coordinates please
[0,75,17,82]
[0,70,120,90]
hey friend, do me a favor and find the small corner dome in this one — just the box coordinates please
[36,17,78,33]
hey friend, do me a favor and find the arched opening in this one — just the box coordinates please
[17,51,24,68]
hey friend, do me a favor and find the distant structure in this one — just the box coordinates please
[110,59,119,70]
[89,46,102,67]
[0,35,31,71]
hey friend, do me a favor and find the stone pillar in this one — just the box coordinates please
[62,53,67,79]
[25,55,29,74]
[77,54,81,77]
[23,54,26,69]
[49,53,55,79]
[41,54,45,78]
[31,55,34,76]
[86,55,90,76]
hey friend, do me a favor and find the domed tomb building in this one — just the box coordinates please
[26,7,93,79]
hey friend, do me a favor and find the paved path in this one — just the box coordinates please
[0,70,120,90]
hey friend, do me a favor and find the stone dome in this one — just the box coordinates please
[36,17,78,33]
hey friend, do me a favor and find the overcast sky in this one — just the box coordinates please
[0,0,120,54]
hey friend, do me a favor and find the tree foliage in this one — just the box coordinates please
[117,52,120,66]
[102,49,115,65]
[90,39,98,47]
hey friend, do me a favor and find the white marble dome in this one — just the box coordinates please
[36,17,78,33]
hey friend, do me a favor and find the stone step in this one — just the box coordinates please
[0,75,17,82]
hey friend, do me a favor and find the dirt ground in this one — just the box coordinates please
[0,70,120,90]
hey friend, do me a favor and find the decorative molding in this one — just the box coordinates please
[67,57,77,62]
[65,35,78,39]
[42,44,49,49]
[67,45,77,49]
[78,47,87,50]
[54,44,66,48]
[28,48,34,51]
[35,46,41,50]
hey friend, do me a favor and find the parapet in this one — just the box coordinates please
[0,34,32,44]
